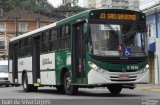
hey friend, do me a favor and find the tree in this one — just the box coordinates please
[53,5,87,17]
[0,0,54,15]
[0,0,87,20]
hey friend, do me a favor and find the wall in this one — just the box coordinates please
[28,22,37,32]
[146,12,160,84]
[0,20,52,58]
[6,21,15,34]
[155,38,160,84]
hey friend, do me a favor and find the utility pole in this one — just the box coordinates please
[37,16,40,28]
[13,16,20,36]
[15,17,18,36]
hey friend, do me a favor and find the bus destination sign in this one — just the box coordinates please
[99,13,136,21]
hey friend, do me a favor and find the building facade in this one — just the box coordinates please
[61,0,79,7]
[77,0,96,8]
[140,1,160,84]
[128,0,139,10]
[96,0,139,11]
[60,0,96,8]
[0,9,53,59]
[96,0,128,9]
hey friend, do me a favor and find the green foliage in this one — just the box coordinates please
[54,5,87,17]
[0,0,87,19]
[0,0,54,14]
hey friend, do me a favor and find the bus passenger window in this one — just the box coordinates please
[19,39,25,57]
[66,25,70,36]
[58,25,70,50]
[18,41,22,57]
[9,44,13,59]
[59,26,65,50]
[65,25,70,49]
[41,32,49,53]
[49,29,58,51]
[26,37,32,56]
[61,26,66,37]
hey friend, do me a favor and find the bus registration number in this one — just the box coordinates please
[127,66,139,70]
[119,75,129,80]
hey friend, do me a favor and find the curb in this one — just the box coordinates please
[137,87,160,92]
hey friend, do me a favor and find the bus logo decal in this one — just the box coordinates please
[42,58,52,66]
[122,68,126,72]
[19,61,23,66]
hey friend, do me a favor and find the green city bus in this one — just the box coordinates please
[9,9,149,95]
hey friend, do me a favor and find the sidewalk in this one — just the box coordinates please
[136,84,160,92]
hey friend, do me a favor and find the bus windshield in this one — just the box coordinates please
[90,23,147,57]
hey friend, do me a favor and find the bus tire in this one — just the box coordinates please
[64,71,78,95]
[107,84,122,94]
[22,74,38,92]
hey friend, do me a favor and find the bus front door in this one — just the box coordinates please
[72,22,86,84]
[12,43,18,83]
[32,37,40,83]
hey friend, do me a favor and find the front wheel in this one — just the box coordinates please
[22,74,38,92]
[107,84,122,94]
[64,71,78,95]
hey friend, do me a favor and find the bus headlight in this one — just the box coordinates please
[139,69,147,74]
[88,61,98,69]
[146,64,149,69]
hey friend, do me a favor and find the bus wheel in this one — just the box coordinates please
[64,71,78,95]
[22,74,38,92]
[107,84,122,95]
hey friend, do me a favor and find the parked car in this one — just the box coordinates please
[0,60,10,86]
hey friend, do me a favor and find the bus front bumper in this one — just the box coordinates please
[88,68,149,85]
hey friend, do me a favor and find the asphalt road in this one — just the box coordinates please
[0,86,159,105]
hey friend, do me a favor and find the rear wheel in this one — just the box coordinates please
[107,84,122,94]
[22,74,38,92]
[64,71,78,95]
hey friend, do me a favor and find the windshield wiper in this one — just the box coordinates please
[123,22,138,38]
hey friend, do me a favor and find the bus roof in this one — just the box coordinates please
[10,10,91,42]
[10,22,57,42]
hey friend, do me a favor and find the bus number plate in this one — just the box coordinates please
[119,75,129,80]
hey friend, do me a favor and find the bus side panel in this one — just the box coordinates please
[9,60,12,73]
[40,71,56,85]
[18,57,32,84]
[40,53,56,85]
[55,50,70,85]
[8,74,13,83]
[26,72,33,84]
[8,60,13,82]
